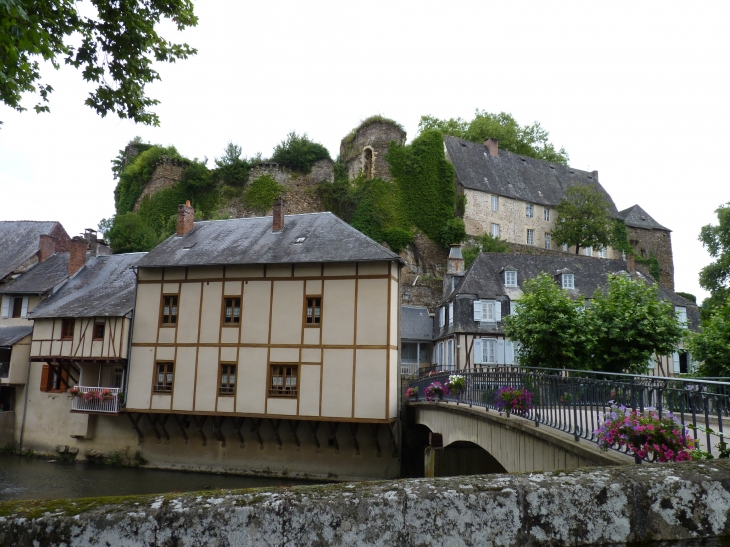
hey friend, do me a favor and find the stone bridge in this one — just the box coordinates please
[408,401,633,476]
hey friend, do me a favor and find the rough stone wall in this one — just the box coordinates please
[3,461,730,546]
[133,158,189,212]
[626,226,675,290]
[219,159,334,219]
[340,121,406,182]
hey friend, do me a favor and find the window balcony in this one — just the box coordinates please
[70,386,122,414]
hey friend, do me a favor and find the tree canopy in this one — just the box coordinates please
[688,300,730,377]
[551,185,615,255]
[698,203,730,314]
[418,110,569,165]
[462,233,510,269]
[270,132,330,173]
[0,0,197,126]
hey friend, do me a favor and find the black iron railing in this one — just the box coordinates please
[407,366,730,459]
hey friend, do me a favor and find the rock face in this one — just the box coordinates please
[2,461,730,546]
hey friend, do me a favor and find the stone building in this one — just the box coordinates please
[339,118,406,181]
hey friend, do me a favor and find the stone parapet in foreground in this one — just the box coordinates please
[2,461,730,546]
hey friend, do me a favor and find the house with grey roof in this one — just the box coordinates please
[432,247,698,376]
[400,306,433,376]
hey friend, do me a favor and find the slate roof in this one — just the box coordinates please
[402,306,433,341]
[135,212,400,268]
[0,221,60,280]
[0,325,33,347]
[0,253,69,294]
[617,204,671,231]
[29,253,144,319]
[444,136,619,213]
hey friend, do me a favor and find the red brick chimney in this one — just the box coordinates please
[68,237,87,276]
[177,200,195,236]
[39,234,56,263]
[273,198,285,232]
[484,138,499,157]
[626,253,636,276]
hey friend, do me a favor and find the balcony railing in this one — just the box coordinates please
[400,361,420,376]
[70,386,122,414]
[0,362,9,379]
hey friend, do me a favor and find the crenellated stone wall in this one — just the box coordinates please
[627,225,675,290]
[340,121,406,182]
[2,461,730,546]
[133,157,190,212]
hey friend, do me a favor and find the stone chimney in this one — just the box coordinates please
[38,234,56,263]
[484,138,499,158]
[273,198,285,233]
[592,170,599,182]
[68,237,87,276]
[447,244,464,274]
[626,253,636,276]
[177,200,194,236]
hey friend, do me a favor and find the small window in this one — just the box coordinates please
[599,246,607,258]
[154,362,174,392]
[545,233,551,250]
[544,208,550,221]
[491,195,499,212]
[585,247,593,257]
[161,295,178,325]
[491,223,500,238]
[223,297,241,324]
[93,322,105,340]
[448,302,454,326]
[504,271,517,287]
[483,339,497,364]
[439,307,445,328]
[562,243,569,252]
[526,204,534,218]
[306,297,321,325]
[11,298,22,318]
[269,365,298,397]
[219,363,236,395]
[61,318,75,340]
[481,301,494,321]
[294,237,306,244]
[401,343,418,363]
[526,229,535,245]
[562,273,575,289]
[675,306,688,328]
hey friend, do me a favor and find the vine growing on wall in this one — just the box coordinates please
[114,145,183,214]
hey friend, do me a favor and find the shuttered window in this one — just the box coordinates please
[473,300,501,322]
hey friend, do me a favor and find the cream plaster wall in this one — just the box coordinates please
[356,279,388,345]
[354,349,386,419]
[241,281,271,344]
[270,280,304,345]
[321,349,353,417]
[321,280,355,346]
[133,284,161,343]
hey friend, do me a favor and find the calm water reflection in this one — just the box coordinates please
[0,454,323,501]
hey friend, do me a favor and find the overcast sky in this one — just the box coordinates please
[0,1,728,303]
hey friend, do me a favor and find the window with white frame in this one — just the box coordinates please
[1,295,29,319]
[544,208,550,221]
[675,306,687,328]
[491,195,499,212]
[447,339,454,370]
[562,273,575,289]
[599,246,607,258]
[510,300,518,316]
[584,247,593,257]
[439,307,445,328]
[526,229,535,245]
[526,203,534,218]
[448,302,454,326]
[473,300,501,322]
[545,233,551,250]
[562,243,569,252]
[504,270,517,287]
[491,223,500,238]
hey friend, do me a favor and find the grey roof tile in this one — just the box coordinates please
[402,306,433,341]
[0,221,60,280]
[135,212,400,268]
[617,204,671,231]
[444,136,619,213]
[29,253,144,318]
[0,253,69,294]
[0,325,33,346]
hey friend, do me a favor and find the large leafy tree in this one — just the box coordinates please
[503,273,591,370]
[0,0,197,126]
[698,203,730,315]
[551,185,614,255]
[688,301,730,377]
[587,274,684,374]
[270,132,330,174]
[418,110,569,165]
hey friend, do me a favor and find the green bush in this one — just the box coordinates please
[114,145,181,214]
[463,233,510,268]
[271,132,330,173]
[106,212,159,253]
[382,227,413,253]
[440,217,466,247]
[244,175,284,214]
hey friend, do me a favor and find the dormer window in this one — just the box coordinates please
[675,306,687,328]
[294,237,306,244]
[562,273,575,289]
[504,270,517,287]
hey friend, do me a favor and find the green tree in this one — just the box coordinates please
[552,185,614,255]
[688,301,730,377]
[270,132,330,173]
[214,142,259,187]
[0,0,197,126]
[698,203,730,315]
[463,233,510,269]
[105,213,158,253]
[418,110,569,165]
[587,275,684,374]
[503,273,590,370]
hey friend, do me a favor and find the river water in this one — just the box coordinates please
[0,454,322,501]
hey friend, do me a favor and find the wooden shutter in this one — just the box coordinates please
[448,303,453,325]
[496,340,505,364]
[473,338,483,365]
[20,296,29,318]
[505,341,514,365]
[1,296,8,318]
[672,352,681,373]
[473,301,482,322]
[494,301,502,322]
[39,364,49,392]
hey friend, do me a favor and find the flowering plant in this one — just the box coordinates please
[425,381,446,400]
[494,386,533,416]
[405,387,418,399]
[67,387,82,398]
[445,374,466,396]
[99,389,115,401]
[594,403,696,462]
